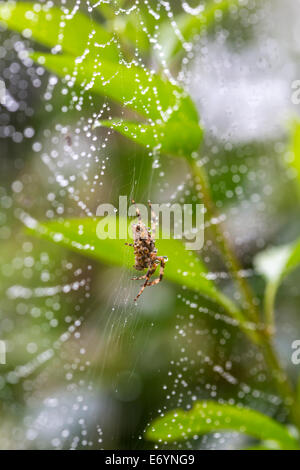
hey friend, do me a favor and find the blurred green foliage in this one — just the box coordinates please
[0,0,300,451]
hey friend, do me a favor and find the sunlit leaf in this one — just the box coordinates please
[94,119,203,157]
[146,401,300,448]
[0,2,118,60]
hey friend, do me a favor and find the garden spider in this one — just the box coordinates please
[125,200,167,301]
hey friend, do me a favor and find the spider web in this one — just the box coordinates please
[0,0,299,450]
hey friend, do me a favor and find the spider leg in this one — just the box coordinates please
[146,257,165,286]
[131,274,147,280]
[134,266,156,301]
[125,242,134,247]
[148,200,157,240]
[132,199,142,223]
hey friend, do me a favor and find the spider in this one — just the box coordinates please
[125,200,167,301]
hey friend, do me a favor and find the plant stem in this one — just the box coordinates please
[214,290,261,345]
[192,161,260,324]
[191,159,300,430]
[264,280,278,333]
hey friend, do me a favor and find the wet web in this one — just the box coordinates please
[0,0,298,450]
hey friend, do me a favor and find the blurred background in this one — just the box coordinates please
[1,0,300,449]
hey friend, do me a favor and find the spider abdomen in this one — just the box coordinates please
[126,201,167,301]
[134,243,152,270]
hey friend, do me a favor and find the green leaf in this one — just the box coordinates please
[243,445,276,450]
[255,239,300,286]
[93,119,203,157]
[243,442,296,450]
[297,374,300,403]
[159,0,241,62]
[28,51,201,158]
[1,3,202,157]
[26,217,217,299]
[97,0,127,19]
[289,120,300,191]
[145,401,300,448]
[25,217,261,342]
[254,238,300,326]
[0,2,118,60]
[30,52,199,124]
[109,7,153,53]
[25,216,255,338]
